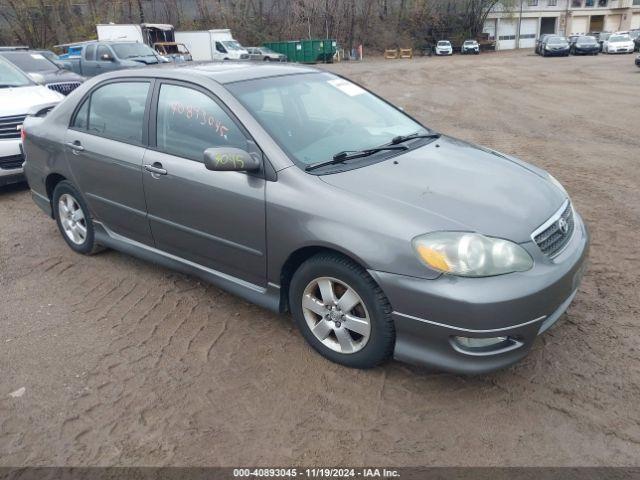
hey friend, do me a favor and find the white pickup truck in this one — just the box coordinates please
[0,57,63,187]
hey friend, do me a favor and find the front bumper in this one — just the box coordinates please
[370,213,590,374]
[0,139,25,187]
[544,48,569,56]
[608,47,634,53]
[574,47,599,54]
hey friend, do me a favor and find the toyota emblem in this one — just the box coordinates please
[558,217,569,234]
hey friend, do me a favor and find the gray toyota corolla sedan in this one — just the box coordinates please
[22,63,589,374]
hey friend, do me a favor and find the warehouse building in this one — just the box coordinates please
[484,0,640,50]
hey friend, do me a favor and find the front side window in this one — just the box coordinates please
[72,81,150,144]
[215,42,227,53]
[97,45,112,61]
[155,84,247,161]
[227,72,425,168]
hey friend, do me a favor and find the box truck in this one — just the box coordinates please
[174,29,249,61]
[96,23,192,62]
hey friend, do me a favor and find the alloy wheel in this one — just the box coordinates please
[302,277,371,354]
[58,193,87,245]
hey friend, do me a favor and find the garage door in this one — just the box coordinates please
[519,18,538,48]
[498,18,518,50]
[604,14,622,32]
[570,16,589,36]
[631,13,640,30]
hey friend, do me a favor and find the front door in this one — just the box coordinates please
[142,82,267,286]
[65,79,154,245]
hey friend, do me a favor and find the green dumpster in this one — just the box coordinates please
[263,39,338,63]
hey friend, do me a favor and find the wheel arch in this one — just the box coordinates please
[278,245,375,314]
[45,172,68,217]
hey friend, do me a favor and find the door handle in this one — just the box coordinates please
[144,163,167,175]
[65,141,85,154]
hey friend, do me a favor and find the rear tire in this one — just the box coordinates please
[289,253,395,369]
[52,181,102,255]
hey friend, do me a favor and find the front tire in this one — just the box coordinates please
[53,181,101,255]
[289,253,395,369]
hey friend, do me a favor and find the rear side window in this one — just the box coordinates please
[71,81,150,145]
[85,44,96,61]
[155,84,247,161]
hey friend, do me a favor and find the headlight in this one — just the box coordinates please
[412,232,533,277]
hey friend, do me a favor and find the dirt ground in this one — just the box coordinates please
[1,50,640,467]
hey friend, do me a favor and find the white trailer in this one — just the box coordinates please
[174,29,249,61]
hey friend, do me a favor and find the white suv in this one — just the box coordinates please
[0,57,63,187]
[435,40,453,56]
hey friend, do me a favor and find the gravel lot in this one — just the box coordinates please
[1,50,640,467]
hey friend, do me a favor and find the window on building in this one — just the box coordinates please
[548,0,557,5]
[156,84,247,162]
[571,0,582,6]
[598,0,608,6]
[633,0,640,6]
[585,0,595,6]
[527,0,538,5]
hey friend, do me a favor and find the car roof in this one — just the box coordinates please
[104,61,321,85]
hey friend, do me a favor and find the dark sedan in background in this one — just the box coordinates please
[540,36,570,56]
[0,49,84,95]
[569,35,600,55]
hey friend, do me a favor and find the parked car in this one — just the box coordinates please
[633,31,640,51]
[603,33,635,54]
[535,34,554,55]
[0,57,62,187]
[569,35,599,55]
[65,41,164,77]
[636,54,640,67]
[0,49,85,95]
[21,63,589,374]
[540,36,570,57]
[435,40,453,55]
[594,32,611,52]
[460,40,480,54]
[246,47,286,62]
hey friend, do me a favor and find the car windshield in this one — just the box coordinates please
[609,35,630,42]
[222,41,244,51]
[0,51,58,72]
[547,37,568,44]
[112,43,156,58]
[438,41,450,46]
[227,72,426,169]
[577,36,597,44]
[464,41,476,45]
[0,58,32,87]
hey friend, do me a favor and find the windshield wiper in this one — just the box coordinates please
[391,132,441,145]
[305,145,408,172]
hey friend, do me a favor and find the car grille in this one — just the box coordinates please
[0,154,24,170]
[0,114,26,140]
[47,82,81,95]
[532,201,575,257]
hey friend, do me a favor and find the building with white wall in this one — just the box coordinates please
[484,0,640,49]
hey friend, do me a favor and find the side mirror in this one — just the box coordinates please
[100,53,114,62]
[203,147,261,172]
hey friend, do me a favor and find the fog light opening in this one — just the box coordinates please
[451,335,521,356]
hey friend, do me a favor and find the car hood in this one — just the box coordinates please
[127,56,161,65]
[37,69,85,83]
[320,136,566,243]
[0,85,63,117]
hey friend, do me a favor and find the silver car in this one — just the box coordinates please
[22,63,589,374]
[246,47,286,62]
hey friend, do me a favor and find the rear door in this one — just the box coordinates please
[65,79,154,245]
[142,81,267,286]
